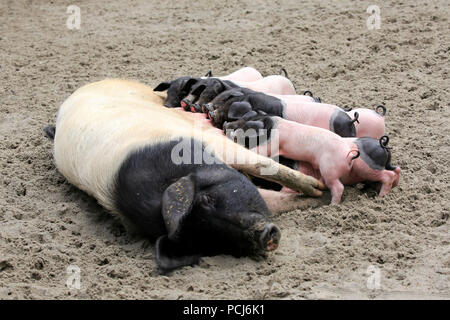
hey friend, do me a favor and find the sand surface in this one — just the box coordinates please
[0,0,449,299]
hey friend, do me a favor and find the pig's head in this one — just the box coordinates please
[179,78,235,112]
[204,89,247,126]
[351,135,401,196]
[192,78,236,109]
[156,164,280,272]
[153,76,199,108]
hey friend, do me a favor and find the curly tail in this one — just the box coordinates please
[44,125,56,140]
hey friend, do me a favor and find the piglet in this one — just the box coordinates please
[223,115,400,204]
[207,89,361,137]
[346,105,386,139]
[153,67,263,108]
[274,97,360,137]
[183,75,296,113]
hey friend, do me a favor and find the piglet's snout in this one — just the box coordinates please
[259,223,281,251]
[180,99,190,110]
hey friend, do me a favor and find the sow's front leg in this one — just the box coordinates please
[203,133,325,197]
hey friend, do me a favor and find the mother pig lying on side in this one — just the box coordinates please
[45,79,324,273]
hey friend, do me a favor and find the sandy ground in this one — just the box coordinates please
[0,0,449,299]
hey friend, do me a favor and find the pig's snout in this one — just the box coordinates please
[191,103,202,113]
[259,223,281,251]
[181,98,190,110]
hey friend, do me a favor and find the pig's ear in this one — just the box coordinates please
[225,90,245,100]
[191,84,206,96]
[221,81,235,92]
[153,81,172,91]
[228,101,253,119]
[161,175,195,241]
[155,235,200,273]
[183,78,198,92]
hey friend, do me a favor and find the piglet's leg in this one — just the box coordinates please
[325,178,345,204]
[379,170,398,197]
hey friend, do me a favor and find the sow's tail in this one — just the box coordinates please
[44,125,56,140]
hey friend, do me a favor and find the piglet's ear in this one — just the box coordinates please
[153,81,172,92]
[183,78,199,92]
[161,175,195,241]
[191,84,206,96]
[228,101,253,119]
[155,235,200,273]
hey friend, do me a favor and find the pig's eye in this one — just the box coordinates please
[197,194,215,211]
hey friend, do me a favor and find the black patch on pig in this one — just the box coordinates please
[210,88,285,127]
[44,125,56,140]
[354,137,391,171]
[329,109,357,137]
[113,138,275,272]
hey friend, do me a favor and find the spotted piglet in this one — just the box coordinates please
[223,114,400,204]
